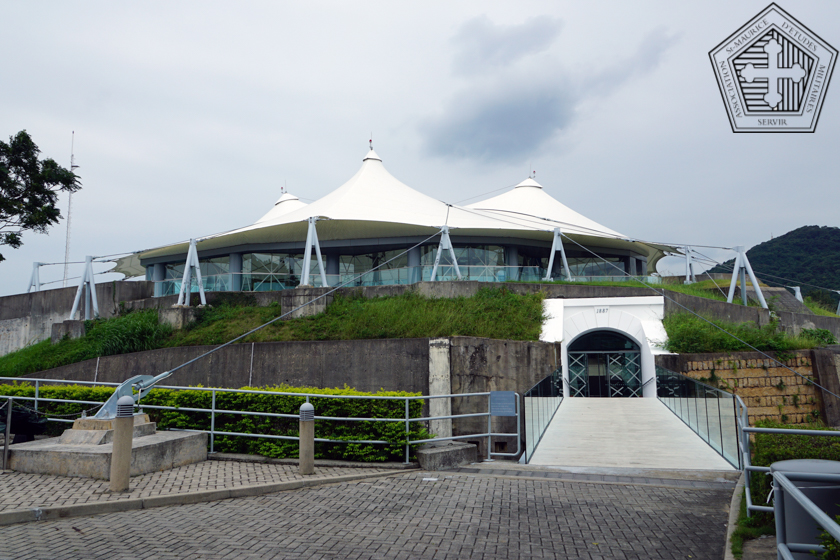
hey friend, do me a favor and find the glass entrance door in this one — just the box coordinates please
[568,331,643,398]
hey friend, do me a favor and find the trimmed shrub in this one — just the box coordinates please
[0,383,430,462]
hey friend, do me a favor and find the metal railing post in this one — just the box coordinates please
[487,398,492,461]
[404,399,410,464]
[3,397,12,470]
[774,475,787,552]
[34,381,39,413]
[210,390,216,454]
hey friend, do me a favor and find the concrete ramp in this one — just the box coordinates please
[528,398,735,470]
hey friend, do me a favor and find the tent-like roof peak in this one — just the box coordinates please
[363,148,382,162]
[515,177,543,189]
[274,192,301,205]
[255,190,308,224]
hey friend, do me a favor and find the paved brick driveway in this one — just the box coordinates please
[0,471,732,560]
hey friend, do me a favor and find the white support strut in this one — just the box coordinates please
[543,228,572,282]
[175,239,206,307]
[299,217,328,287]
[726,246,767,309]
[27,262,41,293]
[684,246,696,285]
[429,226,461,281]
[68,256,100,320]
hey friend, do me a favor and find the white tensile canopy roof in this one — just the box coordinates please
[466,177,624,239]
[132,148,669,269]
[255,192,308,224]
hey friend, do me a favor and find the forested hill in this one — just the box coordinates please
[708,225,840,302]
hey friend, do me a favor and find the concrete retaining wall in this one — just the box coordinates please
[0,282,154,357]
[18,335,560,460]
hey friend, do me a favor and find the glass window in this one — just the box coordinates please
[569,331,640,352]
[420,245,504,266]
[339,250,408,274]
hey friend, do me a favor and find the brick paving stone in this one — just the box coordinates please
[0,460,388,513]
[0,470,732,560]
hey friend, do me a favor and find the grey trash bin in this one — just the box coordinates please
[771,459,840,559]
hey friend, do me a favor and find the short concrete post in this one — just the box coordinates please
[109,396,135,492]
[299,402,314,475]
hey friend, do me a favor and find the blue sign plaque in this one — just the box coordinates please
[489,391,517,417]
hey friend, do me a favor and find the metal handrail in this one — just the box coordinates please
[0,376,521,464]
[773,471,840,557]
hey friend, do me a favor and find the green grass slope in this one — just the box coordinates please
[0,287,545,378]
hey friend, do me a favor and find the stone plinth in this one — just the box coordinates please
[8,415,207,479]
[415,442,477,471]
[72,414,151,431]
[159,307,198,330]
[50,320,85,343]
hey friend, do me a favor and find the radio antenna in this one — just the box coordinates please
[63,132,78,288]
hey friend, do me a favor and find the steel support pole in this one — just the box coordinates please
[726,248,743,304]
[309,219,328,287]
[741,266,748,306]
[27,262,41,293]
[774,475,787,556]
[210,390,216,454]
[300,218,315,287]
[3,398,11,470]
[741,251,768,309]
[487,410,492,461]
[430,226,460,281]
[176,243,192,306]
[544,228,572,281]
[405,399,410,464]
[189,241,207,306]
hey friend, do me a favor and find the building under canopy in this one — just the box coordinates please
[132,148,671,297]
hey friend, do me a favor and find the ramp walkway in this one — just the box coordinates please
[528,398,735,470]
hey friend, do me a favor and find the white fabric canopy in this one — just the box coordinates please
[255,192,308,224]
[132,148,670,268]
[466,178,624,239]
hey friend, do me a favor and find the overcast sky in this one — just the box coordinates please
[2,1,838,297]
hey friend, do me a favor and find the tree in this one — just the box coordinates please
[0,130,80,262]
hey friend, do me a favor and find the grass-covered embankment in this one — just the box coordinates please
[0,287,545,377]
[662,313,835,354]
[0,310,173,378]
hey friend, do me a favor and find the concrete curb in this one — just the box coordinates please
[0,469,408,527]
[208,452,418,470]
[724,471,746,560]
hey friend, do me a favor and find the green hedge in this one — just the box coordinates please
[745,421,840,530]
[0,383,430,462]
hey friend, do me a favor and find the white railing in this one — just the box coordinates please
[0,376,520,464]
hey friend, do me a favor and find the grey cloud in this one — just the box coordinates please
[583,27,680,93]
[420,83,576,163]
[452,15,562,74]
[421,25,679,164]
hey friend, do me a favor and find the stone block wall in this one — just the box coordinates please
[661,351,823,426]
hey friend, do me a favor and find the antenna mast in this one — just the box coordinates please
[63,132,78,288]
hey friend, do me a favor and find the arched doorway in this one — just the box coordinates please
[567,330,642,397]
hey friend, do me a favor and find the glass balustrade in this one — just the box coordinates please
[153,267,663,296]
[655,366,740,468]
[523,368,563,463]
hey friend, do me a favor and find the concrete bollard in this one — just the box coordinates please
[299,402,314,475]
[109,396,135,492]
